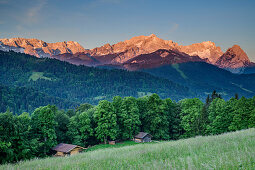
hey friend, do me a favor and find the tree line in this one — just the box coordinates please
[1,91,255,164]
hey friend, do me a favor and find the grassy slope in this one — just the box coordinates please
[28,72,52,81]
[85,141,141,152]
[2,128,255,170]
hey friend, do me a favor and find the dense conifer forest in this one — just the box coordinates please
[1,91,254,164]
[0,85,78,113]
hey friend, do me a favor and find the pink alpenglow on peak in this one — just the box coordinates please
[177,41,223,64]
[87,34,179,63]
[216,45,251,68]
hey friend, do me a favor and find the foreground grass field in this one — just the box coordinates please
[85,141,142,152]
[1,128,255,170]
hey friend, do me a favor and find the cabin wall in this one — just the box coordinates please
[55,151,65,157]
[70,148,81,155]
[109,141,116,145]
[143,136,151,142]
[134,136,151,143]
[135,138,142,143]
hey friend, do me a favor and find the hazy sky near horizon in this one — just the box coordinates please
[0,0,255,61]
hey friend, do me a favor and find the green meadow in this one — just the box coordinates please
[28,72,51,81]
[1,128,255,170]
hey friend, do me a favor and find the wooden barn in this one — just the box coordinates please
[52,143,86,157]
[134,132,152,143]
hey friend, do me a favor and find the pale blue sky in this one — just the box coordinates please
[0,0,255,61]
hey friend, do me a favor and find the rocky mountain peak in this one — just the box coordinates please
[102,43,112,49]
[201,41,215,47]
[149,33,156,37]
[123,34,178,47]
[88,34,179,63]
[177,41,223,64]
[230,45,247,54]
[216,45,251,68]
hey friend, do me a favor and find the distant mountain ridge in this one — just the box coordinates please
[0,35,254,71]
[0,37,85,58]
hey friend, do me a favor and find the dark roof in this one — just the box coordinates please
[52,143,84,153]
[135,132,152,139]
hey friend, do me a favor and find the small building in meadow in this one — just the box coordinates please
[52,143,86,157]
[109,141,116,145]
[134,132,152,143]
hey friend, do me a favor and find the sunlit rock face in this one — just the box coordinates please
[177,41,223,64]
[0,35,252,70]
[0,38,85,58]
[87,35,225,65]
[87,34,179,63]
[0,41,25,53]
[216,45,252,68]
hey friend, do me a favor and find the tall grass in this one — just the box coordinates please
[1,128,255,170]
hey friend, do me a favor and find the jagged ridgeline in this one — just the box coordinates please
[0,51,190,113]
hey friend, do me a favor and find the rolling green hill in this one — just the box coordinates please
[1,128,254,169]
[0,51,190,113]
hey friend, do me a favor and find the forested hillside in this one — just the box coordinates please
[0,85,78,113]
[143,62,255,100]
[0,51,190,113]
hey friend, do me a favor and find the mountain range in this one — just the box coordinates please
[1,35,254,73]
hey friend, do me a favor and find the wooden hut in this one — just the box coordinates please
[52,143,86,157]
[109,141,116,145]
[134,132,152,143]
